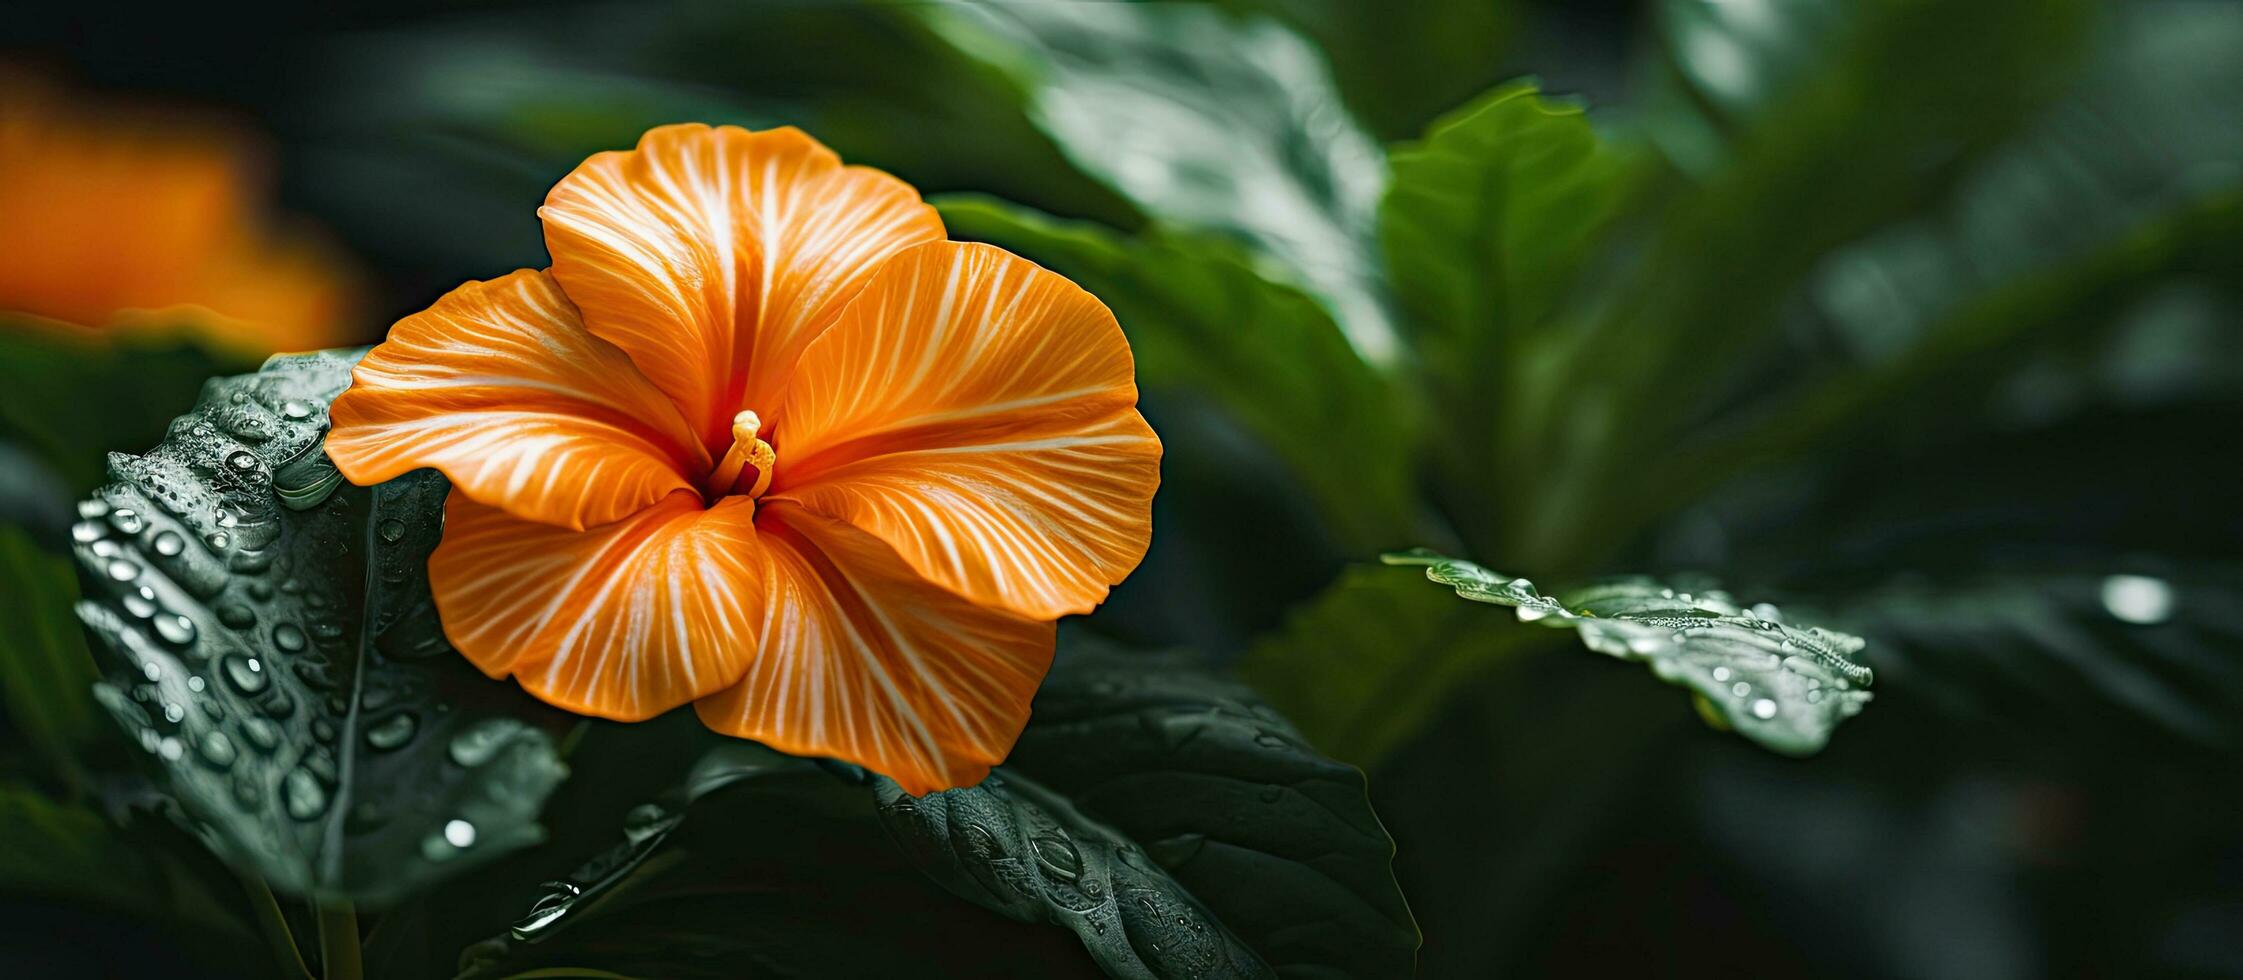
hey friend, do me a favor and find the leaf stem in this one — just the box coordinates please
[237,873,311,980]
[316,899,363,980]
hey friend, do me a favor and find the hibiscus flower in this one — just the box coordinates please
[325,124,1160,793]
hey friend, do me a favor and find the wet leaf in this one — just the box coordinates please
[919,1,1397,360]
[1005,647,1420,979]
[940,195,1418,551]
[1384,550,1874,755]
[465,648,1418,979]
[875,768,1271,979]
[451,745,1100,980]
[69,350,569,904]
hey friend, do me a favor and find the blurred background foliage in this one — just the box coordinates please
[3,1,2240,977]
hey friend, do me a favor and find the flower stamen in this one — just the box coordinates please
[706,410,776,500]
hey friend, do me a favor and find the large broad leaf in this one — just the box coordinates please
[68,350,569,903]
[939,195,1419,553]
[464,649,1417,979]
[873,769,1270,979]
[450,744,1103,980]
[882,646,1420,979]
[918,0,1398,360]
[1384,550,1874,756]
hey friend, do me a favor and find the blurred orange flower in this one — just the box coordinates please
[326,124,1160,793]
[0,75,357,352]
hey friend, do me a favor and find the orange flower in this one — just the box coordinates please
[0,75,358,352]
[326,124,1160,793]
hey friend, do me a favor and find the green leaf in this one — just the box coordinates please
[467,648,1417,979]
[1237,565,1535,767]
[68,350,569,904]
[1383,550,1874,755]
[874,769,1271,979]
[1007,647,1421,978]
[939,195,1419,551]
[917,1,1398,360]
[451,745,1102,980]
[1381,81,1635,358]
[1813,566,2243,749]
[1500,0,2098,571]
[1377,81,1636,552]
[0,524,103,782]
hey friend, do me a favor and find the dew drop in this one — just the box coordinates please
[2101,574,2174,625]
[222,656,269,695]
[272,623,307,652]
[105,558,140,582]
[444,819,478,848]
[281,400,313,420]
[377,518,406,543]
[107,509,145,534]
[158,737,184,761]
[142,661,162,681]
[283,768,330,820]
[187,675,206,693]
[162,701,185,724]
[123,587,159,619]
[241,717,281,752]
[154,615,197,645]
[218,604,257,629]
[1731,681,1752,698]
[205,530,233,550]
[226,450,259,472]
[152,531,185,557]
[1750,698,1779,720]
[365,713,418,751]
[197,731,238,768]
[1711,666,1732,682]
[448,719,524,767]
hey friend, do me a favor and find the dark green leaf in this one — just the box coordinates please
[940,195,1420,552]
[469,649,1417,979]
[1007,647,1420,979]
[875,769,1271,979]
[1500,0,2096,571]
[1384,550,1874,755]
[0,525,103,782]
[69,350,569,904]
[1814,566,2243,749]
[1381,81,1634,357]
[451,745,1101,980]
[918,1,1397,358]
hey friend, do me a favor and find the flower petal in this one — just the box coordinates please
[771,242,1161,619]
[328,269,705,531]
[695,502,1055,795]
[430,490,764,721]
[540,123,943,451]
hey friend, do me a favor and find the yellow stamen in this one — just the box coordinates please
[707,410,777,499]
